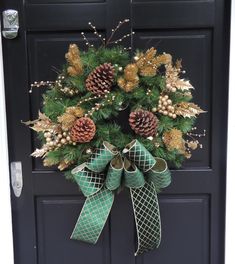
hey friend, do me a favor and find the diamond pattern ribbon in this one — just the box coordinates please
[71,140,171,256]
[130,182,161,255]
[71,188,114,243]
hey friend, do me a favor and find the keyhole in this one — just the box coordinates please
[7,14,17,25]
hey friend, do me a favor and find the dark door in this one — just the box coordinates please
[0,0,230,263]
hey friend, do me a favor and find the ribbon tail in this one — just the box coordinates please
[130,182,161,256]
[71,188,114,244]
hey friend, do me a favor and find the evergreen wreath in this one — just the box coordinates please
[25,19,206,178]
[24,19,207,255]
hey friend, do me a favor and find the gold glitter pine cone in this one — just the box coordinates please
[117,63,139,92]
[70,117,96,143]
[129,109,158,137]
[162,128,185,153]
[65,44,83,76]
[86,63,115,96]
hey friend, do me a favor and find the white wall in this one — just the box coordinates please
[225,1,235,263]
[0,24,14,263]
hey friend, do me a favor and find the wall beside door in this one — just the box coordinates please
[0,22,14,264]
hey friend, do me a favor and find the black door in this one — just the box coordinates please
[0,0,230,263]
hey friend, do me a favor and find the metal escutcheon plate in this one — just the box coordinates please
[2,9,19,39]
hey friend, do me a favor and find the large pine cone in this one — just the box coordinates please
[129,109,158,137]
[70,117,96,143]
[86,63,115,96]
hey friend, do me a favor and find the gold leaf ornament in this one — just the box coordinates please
[165,61,194,92]
[175,102,206,118]
[23,111,61,133]
[31,147,47,158]
[65,44,83,76]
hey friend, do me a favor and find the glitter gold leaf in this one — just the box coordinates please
[31,147,47,158]
[175,79,194,91]
[23,111,61,133]
[165,61,194,92]
[175,102,206,118]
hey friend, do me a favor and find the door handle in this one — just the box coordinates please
[10,162,23,198]
[2,9,19,39]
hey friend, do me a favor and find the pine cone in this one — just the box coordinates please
[70,117,96,143]
[86,63,115,96]
[129,109,158,137]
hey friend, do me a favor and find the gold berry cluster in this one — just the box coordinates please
[157,94,176,118]
[43,130,76,152]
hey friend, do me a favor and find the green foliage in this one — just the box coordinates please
[34,45,201,180]
[81,46,129,75]
[42,88,80,121]
[157,116,175,133]
[175,117,195,133]
[170,91,192,104]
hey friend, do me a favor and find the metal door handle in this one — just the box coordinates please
[10,162,23,197]
[2,9,19,39]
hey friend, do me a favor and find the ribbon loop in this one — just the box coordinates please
[86,141,118,172]
[123,139,156,172]
[105,154,123,190]
[146,158,171,192]
[124,158,145,188]
[72,163,105,197]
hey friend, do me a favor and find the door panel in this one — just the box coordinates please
[0,0,230,263]
[139,195,209,264]
[36,196,111,264]
[132,1,214,28]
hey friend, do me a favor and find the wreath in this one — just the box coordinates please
[25,20,206,255]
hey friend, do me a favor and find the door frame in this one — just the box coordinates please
[225,1,235,263]
[0,7,234,264]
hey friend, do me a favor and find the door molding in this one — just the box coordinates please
[225,1,235,263]
[0,22,14,264]
[0,7,234,264]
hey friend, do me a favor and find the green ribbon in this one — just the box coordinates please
[71,139,171,256]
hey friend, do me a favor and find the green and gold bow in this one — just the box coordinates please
[71,139,171,256]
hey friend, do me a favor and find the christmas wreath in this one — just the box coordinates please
[25,20,205,255]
